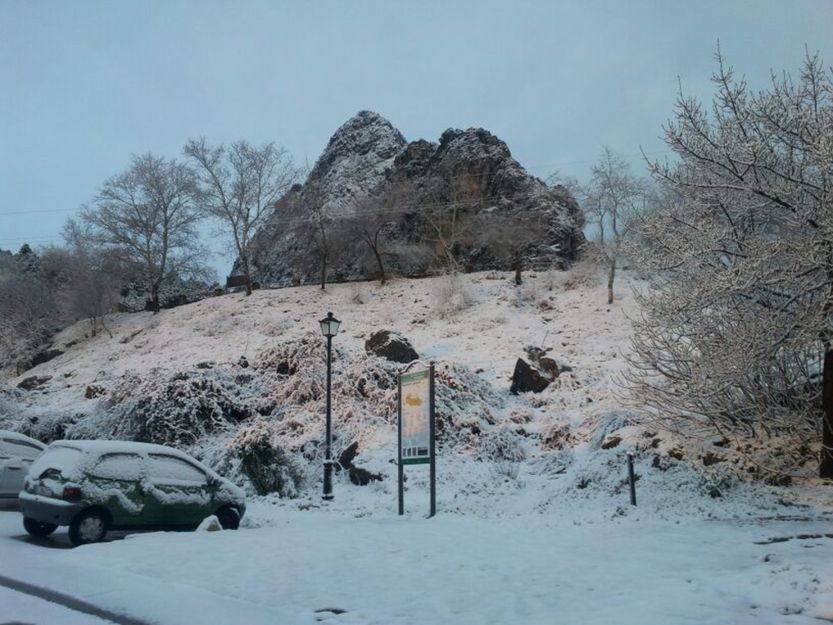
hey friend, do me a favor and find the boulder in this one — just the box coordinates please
[30,348,63,368]
[510,358,550,394]
[365,330,418,364]
[84,384,106,399]
[601,435,622,450]
[337,441,383,486]
[17,375,51,391]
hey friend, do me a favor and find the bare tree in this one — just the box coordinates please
[625,50,833,476]
[416,175,482,272]
[0,248,61,374]
[80,154,204,313]
[290,184,346,290]
[582,147,647,304]
[344,185,408,285]
[55,220,123,337]
[476,210,550,285]
[184,138,299,295]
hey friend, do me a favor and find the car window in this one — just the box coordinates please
[90,453,143,480]
[29,445,83,478]
[3,439,43,461]
[147,454,206,483]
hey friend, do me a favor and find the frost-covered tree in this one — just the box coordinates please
[80,154,205,312]
[185,138,299,295]
[0,246,61,373]
[626,50,833,476]
[475,210,549,285]
[56,220,123,337]
[582,147,647,304]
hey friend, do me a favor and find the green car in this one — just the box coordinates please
[19,440,245,546]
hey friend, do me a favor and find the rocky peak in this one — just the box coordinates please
[240,112,585,286]
[305,111,407,210]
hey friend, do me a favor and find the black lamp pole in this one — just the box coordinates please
[323,328,333,500]
[320,311,339,501]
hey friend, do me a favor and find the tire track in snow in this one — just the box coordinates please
[0,574,152,625]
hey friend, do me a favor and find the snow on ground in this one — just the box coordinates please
[0,585,117,625]
[2,507,833,625]
[4,269,833,623]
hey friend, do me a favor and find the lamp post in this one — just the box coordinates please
[319,311,341,501]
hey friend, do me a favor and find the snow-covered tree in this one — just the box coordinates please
[185,138,299,295]
[581,147,647,304]
[56,220,124,337]
[0,247,61,373]
[80,154,205,312]
[626,50,833,476]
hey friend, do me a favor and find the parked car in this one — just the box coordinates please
[19,440,245,546]
[0,431,46,503]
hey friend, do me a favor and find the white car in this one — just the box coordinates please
[0,430,46,501]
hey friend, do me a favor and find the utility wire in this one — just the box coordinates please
[0,147,674,220]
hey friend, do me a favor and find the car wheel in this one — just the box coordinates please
[23,517,58,538]
[216,506,240,530]
[69,509,108,546]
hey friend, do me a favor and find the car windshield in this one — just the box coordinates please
[29,445,83,479]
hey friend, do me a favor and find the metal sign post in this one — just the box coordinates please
[397,361,436,518]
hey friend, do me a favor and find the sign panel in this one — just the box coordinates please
[400,368,431,464]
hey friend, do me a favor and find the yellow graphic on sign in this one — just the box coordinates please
[405,394,423,407]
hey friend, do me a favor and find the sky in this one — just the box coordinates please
[1,0,832,277]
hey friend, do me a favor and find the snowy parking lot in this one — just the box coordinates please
[3,504,833,625]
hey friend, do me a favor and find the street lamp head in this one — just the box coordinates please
[319,311,341,338]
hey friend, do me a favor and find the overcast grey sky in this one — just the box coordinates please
[2,0,831,276]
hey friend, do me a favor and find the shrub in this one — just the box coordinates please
[229,420,302,497]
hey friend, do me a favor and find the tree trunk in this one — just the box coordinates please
[151,283,160,314]
[373,248,386,286]
[607,256,616,305]
[513,254,522,286]
[820,346,833,477]
[320,256,327,290]
[241,255,253,296]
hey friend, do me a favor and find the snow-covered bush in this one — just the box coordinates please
[107,367,256,445]
[478,426,527,463]
[433,273,475,319]
[434,362,501,447]
[228,419,303,497]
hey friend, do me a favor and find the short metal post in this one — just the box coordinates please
[323,334,334,501]
[627,452,636,506]
[397,372,404,515]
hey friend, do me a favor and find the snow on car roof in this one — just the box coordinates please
[0,429,46,449]
[50,440,212,471]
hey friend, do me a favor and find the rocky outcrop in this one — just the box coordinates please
[238,111,585,286]
[510,359,550,394]
[365,330,419,364]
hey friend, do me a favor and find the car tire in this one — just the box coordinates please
[216,506,240,530]
[69,509,108,546]
[23,517,58,538]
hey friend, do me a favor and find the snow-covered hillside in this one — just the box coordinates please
[4,267,833,623]
[0,268,828,520]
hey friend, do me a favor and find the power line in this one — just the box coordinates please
[0,148,675,219]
